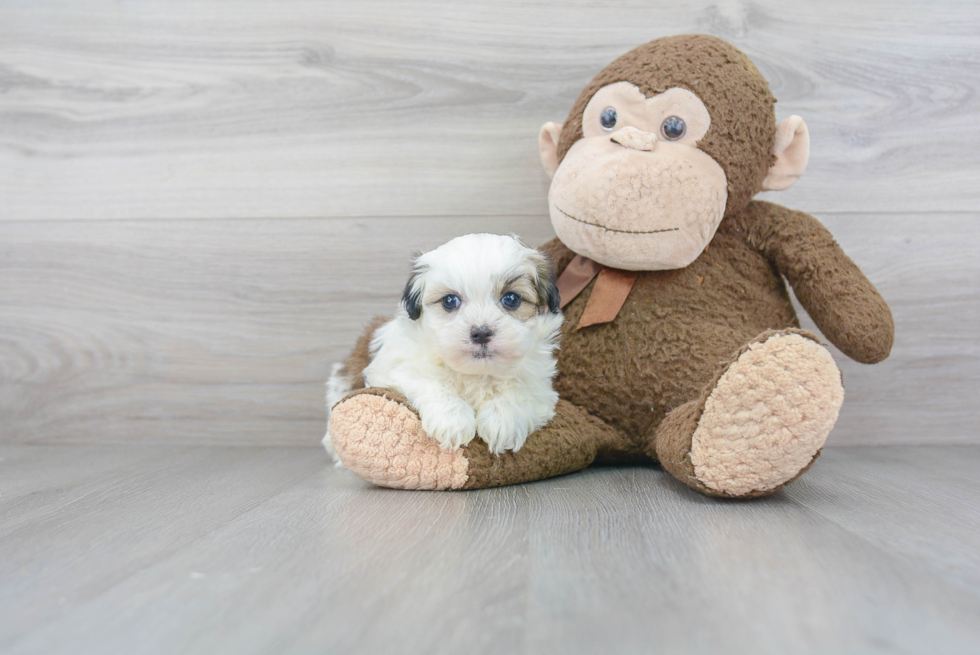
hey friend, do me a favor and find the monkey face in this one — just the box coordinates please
[547,82,728,271]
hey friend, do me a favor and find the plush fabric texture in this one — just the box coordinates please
[732,202,894,364]
[461,399,636,489]
[556,34,777,217]
[542,215,795,443]
[330,388,469,490]
[540,201,892,446]
[325,35,895,498]
[548,79,731,271]
[548,134,729,270]
[329,199,892,497]
[762,116,810,191]
[690,332,844,496]
[653,328,837,498]
[329,391,636,491]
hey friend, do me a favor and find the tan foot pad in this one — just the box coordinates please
[691,333,844,497]
[329,392,469,490]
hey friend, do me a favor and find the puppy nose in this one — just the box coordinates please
[470,325,494,345]
[610,126,658,151]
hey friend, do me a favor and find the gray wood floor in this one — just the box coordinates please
[2,444,979,655]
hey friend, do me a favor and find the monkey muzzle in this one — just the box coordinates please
[610,126,658,152]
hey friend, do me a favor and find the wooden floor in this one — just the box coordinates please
[2,444,979,654]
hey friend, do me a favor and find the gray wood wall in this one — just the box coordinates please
[1,0,977,446]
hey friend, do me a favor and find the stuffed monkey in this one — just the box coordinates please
[326,35,894,498]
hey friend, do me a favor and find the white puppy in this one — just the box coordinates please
[324,233,563,459]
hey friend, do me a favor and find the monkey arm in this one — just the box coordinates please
[736,200,894,364]
[538,237,578,275]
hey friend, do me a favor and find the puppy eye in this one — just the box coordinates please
[600,107,618,131]
[661,116,686,140]
[441,294,461,312]
[501,292,522,310]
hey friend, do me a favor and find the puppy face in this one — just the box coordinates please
[401,233,560,376]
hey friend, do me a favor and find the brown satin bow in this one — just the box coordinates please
[556,255,639,329]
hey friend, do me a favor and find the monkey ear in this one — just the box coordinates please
[762,116,810,191]
[539,122,563,179]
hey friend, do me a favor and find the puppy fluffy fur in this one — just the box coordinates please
[324,233,562,459]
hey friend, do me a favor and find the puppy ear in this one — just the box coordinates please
[532,252,561,314]
[401,260,425,320]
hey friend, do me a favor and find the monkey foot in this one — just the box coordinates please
[688,331,844,497]
[329,388,470,490]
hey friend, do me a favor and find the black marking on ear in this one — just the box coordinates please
[402,262,424,320]
[535,254,562,314]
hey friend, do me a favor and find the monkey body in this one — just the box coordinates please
[547,212,799,447]
[327,35,894,497]
[549,198,892,448]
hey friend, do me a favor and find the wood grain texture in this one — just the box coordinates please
[1,0,978,219]
[1,212,976,446]
[0,215,552,444]
[1,444,979,654]
[1,1,977,446]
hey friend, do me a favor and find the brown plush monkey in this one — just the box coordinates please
[327,34,894,498]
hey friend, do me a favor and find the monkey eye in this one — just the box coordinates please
[501,292,522,310]
[661,116,686,140]
[600,107,618,131]
[441,294,461,312]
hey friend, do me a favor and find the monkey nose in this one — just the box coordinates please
[470,325,494,345]
[610,126,658,151]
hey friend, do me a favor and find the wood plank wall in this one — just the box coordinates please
[1,1,978,446]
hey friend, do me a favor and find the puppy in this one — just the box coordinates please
[324,233,562,459]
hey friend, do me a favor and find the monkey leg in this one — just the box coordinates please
[329,387,632,490]
[652,329,844,498]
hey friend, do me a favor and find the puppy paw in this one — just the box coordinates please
[418,397,478,451]
[476,397,546,455]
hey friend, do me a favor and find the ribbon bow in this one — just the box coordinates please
[555,255,640,329]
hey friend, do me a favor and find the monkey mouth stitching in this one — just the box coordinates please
[555,206,679,235]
